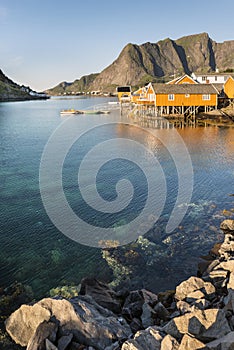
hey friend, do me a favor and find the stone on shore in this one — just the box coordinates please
[6,297,131,350]
[163,309,231,341]
[178,334,207,349]
[206,331,234,350]
[5,303,51,346]
[175,276,215,302]
[160,334,179,350]
[26,320,58,350]
[79,278,121,314]
[121,327,162,350]
[220,220,234,232]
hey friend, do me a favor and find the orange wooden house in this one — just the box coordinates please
[131,81,218,111]
[152,83,218,108]
[131,84,155,105]
[224,76,234,99]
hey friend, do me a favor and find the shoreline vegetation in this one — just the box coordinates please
[1,218,234,350]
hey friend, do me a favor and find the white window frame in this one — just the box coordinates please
[202,94,211,100]
[168,94,174,101]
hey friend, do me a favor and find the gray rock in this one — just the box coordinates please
[57,333,73,350]
[6,297,131,350]
[122,289,158,323]
[140,289,158,307]
[129,317,143,333]
[217,260,234,274]
[79,278,121,314]
[188,309,231,342]
[27,320,58,350]
[46,339,58,350]
[141,303,156,328]
[192,298,210,310]
[218,232,234,259]
[160,334,179,350]
[203,282,216,300]
[186,290,205,303]
[122,327,162,350]
[175,277,204,301]
[68,342,82,350]
[220,220,234,232]
[175,276,215,302]
[224,289,234,312]
[206,331,234,349]
[176,301,191,315]
[121,340,142,350]
[208,270,228,280]
[178,334,206,349]
[5,303,51,346]
[154,302,169,321]
[163,309,231,341]
[230,316,234,331]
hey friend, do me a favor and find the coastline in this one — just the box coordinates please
[1,219,234,350]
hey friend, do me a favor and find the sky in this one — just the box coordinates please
[0,0,234,91]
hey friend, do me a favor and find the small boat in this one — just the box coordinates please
[60,109,110,116]
[60,109,83,115]
[80,110,110,115]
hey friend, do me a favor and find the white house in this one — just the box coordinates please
[191,72,232,84]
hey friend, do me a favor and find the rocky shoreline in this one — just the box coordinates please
[1,219,234,350]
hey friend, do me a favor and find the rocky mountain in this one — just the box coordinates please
[0,69,48,102]
[90,32,234,91]
[45,73,99,95]
[48,33,234,95]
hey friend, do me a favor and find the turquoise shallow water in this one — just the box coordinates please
[0,96,234,297]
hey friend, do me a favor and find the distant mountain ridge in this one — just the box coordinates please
[0,69,48,102]
[47,33,234,94]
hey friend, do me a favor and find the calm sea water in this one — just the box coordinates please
[0,96,234,297]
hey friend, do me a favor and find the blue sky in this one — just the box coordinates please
[0,0,233,91]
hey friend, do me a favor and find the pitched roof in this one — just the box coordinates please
[152,83,218,94]
[212,83,224,93]
[166,74,197,84]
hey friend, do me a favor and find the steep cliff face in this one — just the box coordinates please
[90,33,234,91]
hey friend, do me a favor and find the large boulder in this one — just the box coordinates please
[6,297,131,350]
[206,331,234,350]
[163,309,231,342]
[175,276,215,302]
[5,303,51,346]
[220,220,234,232]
